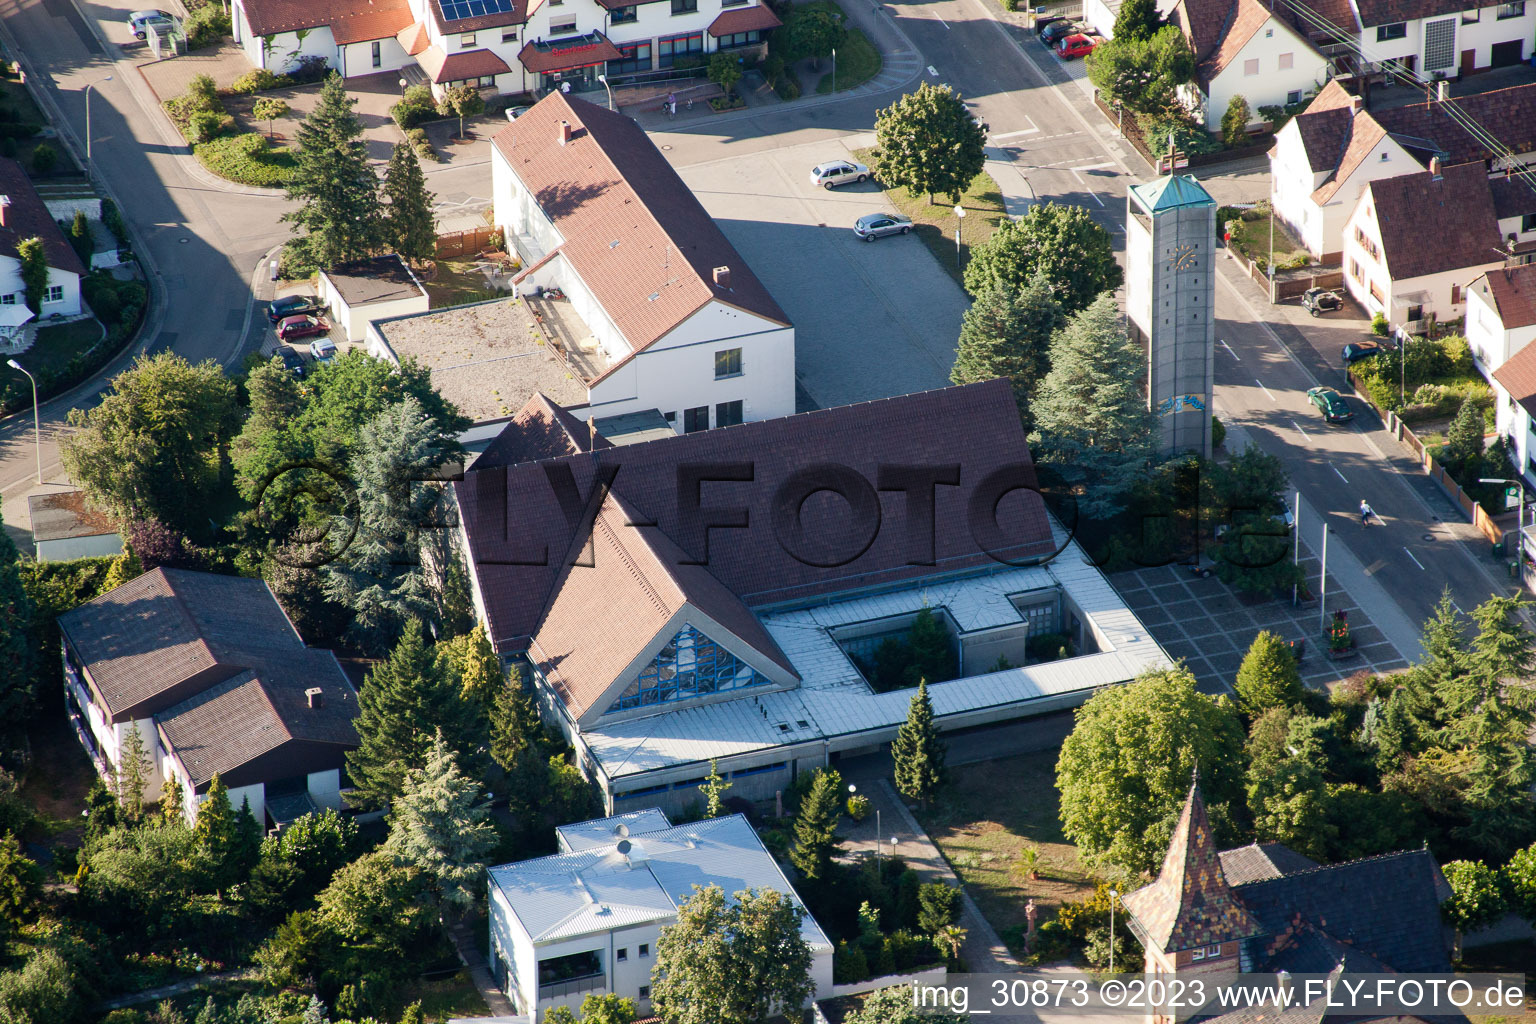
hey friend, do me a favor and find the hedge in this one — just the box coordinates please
[227,68,295,94]
[193,132,298,187]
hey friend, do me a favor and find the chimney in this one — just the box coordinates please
[1349,94,1363,114]
[1276,971,1292,1002]
[305,687,324,709]
[1436,79,1450,102]
[1430,156,1442,179]
[0,195,10,228]
[713,265,731,288]
[558,120,573,146]
[587,415,598,449]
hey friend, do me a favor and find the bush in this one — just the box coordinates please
[774,70,802,101]
[284,55,330,84]
[1371,311,1389,336]
[184,5,231,49]
[833,940,869,983]
[193,132,298,187]
[186,73,222,114]
[847,794,871,821]
[187,110,232,143]
[391,85,438,130]
[31,142,56,174]
[101,197,125,244]
[1211,415,1226,448]
[229,68,295,94]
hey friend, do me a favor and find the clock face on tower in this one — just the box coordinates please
[1169,241,1199,270]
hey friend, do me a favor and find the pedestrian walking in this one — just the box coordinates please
[560,79,571,95]
[1359,499,1378,527]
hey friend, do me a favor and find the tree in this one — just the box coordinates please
[917,881,960,935]
[381,142,437,264]
[1502,842,1536,923]
[1204,442,1290,527]
[97,547,143,595]
[1441,860,1507,938]
[1031,294,1157,519]
[892,680,945,806]
[904,608,956,687]
[283,73,381,271]
[933,922,967,963]
[708,53,743,98]
[345,619,484,809]
[257,808,358,901]
[950,276,1066,435]
[16,237,48,315]
[1444,398,1486,474]
[68,210,93,267]
[870,83,987,205]
[1220,95,1251,147]
[784,6,845,67]
[438,83,485,139]
[312,850,431,976]
[790,767,843,881]
[842,984,969,1024]
[489,673,552,819]
[115,723,152,824]
[385,732,497,912]
[0,497,35,722]
[576,993,638,1024]
[1113,0,1160,41]
[59,352,240,531]
[699,758,731,817]
[962,203,1121,314]
[252,97,290,139]
[1086,27,1195,114]
[321,397,460,652]
[1233,631,1305,719]
[651,884,813,1024]
[1214,514,1303,596]
[0,834,39,942]
[438,623,502,708]
[1056,666,1245,873]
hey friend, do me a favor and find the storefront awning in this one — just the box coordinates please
[518,32,624,73]
[707,4,781,36]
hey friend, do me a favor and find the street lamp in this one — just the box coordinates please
[1481,476,1527,581]
[84,74,113,181]
[1108,888,1118,973]
[399,77,409,94]
[597,73,614,112]
[955,205,967,270]
[6,358,41,484]
[831,47,837,93]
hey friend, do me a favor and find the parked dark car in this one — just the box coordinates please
[1302,287,1343,316]
[277,346,306,377]
[1341,340,1387,364]
[268,294,324,323]
[1035,15,1068,35]
[1041,20,1084,44]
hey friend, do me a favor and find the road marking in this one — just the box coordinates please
[990,127,1040,141]
[1219,339,1240,360]
[933,13,951,27]
[1087,190,1105,206]
[1404,547,1426,571]
[926,64,939,76]
[1291,420,1309,439]
[1068,161,1115,172]
[1255,379,1275,401]
[1331,463,1349,484]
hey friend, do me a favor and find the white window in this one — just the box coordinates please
[1206,945,1222,958]
[461,31,475,46]
[1380,151,1389,161]
[1278,51,1294,69]
[1244,58,1259,75]
[1287,89,1302,104]
[502,27,517,41]
[551,15,576,33]
[43,284,62,304]
[1463,6,1480,21]
[0,294,13,305]
[1191,948,1206,962]
[371,40,382,67]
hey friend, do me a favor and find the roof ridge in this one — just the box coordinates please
[1233,845,1431,886]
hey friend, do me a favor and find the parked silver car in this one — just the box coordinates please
[127,9,174,38]
[810,160,870,189]
[853,212,913,241]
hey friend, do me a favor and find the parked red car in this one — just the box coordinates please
[276,314,330,342]
[1057,33,1098,58]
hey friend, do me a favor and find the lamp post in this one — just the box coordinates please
[831,47,837,93]
[1481,476,1526,581]
[1108,888,1118,973]
[597,74,614,112]
[955,205,967,270]
[399,77,409,95]
[6,358,41,484]
[84,74,113,180]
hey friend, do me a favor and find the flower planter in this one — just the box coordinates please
[1326,645,1356,660]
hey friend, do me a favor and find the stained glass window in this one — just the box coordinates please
[605,624,771,714]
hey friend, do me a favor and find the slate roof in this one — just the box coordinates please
[456,379,1058,653]
[240,0,411,40]
[321,254,427,306]
[1217,842,1319,886]
[493,93,789,359]
[0,158,86,277]
[1365,162,1502,282]
[27,489,119,544]
[1123,779,1264,954]
[488,813,832,948]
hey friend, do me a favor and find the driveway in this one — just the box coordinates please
[676,135,970,411]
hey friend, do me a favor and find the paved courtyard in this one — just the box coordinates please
[1113,540,1413,696]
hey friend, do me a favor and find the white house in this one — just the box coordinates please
[1171,0,1329,131]
[27,489,122,562]
[487,811,834,1021]
[491,92,794,430]
[57,568,360,828]
[1345,0,1536,80]
[1463,265,1536,485]
[238,0,779,99]
[0,157,83,322]
[317,254,430,342]
[1342,159,1503,327]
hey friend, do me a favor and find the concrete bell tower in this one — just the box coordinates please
[1125,171,1217,458]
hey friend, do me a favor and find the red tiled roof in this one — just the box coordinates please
[1493,329,1536,410]
[1478,264,1536,333]
[0,158,85,277]
[1365,162,1502,282]
[458,380,1058,653]
[1311,111,1386,204]
[707,3,781,36]
[426,0,527,34]
[495,93,789,358]
[1354,0,1466,27]
[417,45,512,83]
[517,34,624,73]
[1289,82,1358,173]
[475,392,611,468]
[242,0,409,39]
[1373,82,1536,167]
[1490,175,1536,222]
[397,20,430,54]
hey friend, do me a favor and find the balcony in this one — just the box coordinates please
[539,972,606,1001]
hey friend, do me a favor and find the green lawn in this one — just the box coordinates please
[26,318,104,377]
[1226,210,1307,271]
[816,13,883,94]
[854,146,1007,288]
[913,749,1097,944]
[421,259,510,308]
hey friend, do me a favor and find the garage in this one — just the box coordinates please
[1492,39,1524,68]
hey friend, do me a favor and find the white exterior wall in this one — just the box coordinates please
[0,254,81,317]
[191,780,267,827]
[308,768,343,810]
[35,533,123,562]
[1084,0,1120,37]
[259,26,342,75]
[1455,5,1536,69]
[1492,379,1536,484]
[320,284,430,342]
[1342,189,1497,323]
[1467,285,1536,372]
[1200,18,1328,131]
[1386,264,1497,323]
[493,150,565,259]
[339,38,413,77]
[1272,130,1411,262]
[1269,123,1330,258]
[233,0,263,65]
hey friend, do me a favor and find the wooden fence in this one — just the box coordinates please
[434,226,497,258]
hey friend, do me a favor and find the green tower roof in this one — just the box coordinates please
[1129,174,1216,213]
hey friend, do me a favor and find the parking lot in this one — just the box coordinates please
[675,135,971,411]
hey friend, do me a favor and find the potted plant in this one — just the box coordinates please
[1326,609,1354,659]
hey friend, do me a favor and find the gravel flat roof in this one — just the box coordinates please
[371,297,589,423]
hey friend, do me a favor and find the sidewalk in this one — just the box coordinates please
[447,914,515,1017]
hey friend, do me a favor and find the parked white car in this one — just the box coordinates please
[810,160,870,189]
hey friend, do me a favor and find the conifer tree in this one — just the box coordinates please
[159,776,185,824]
[892,680,945,806]
[439,623,502,708]
[116,723,152,823]
[195,773,240,892]
[346,619,483,809]
[1233,630,1305,719]
[282,73,381,270]
[1443,398,1486,474]
[384,732,496,912]
[382,142,437,264]
[903,608,956,687]
[790,767,843,881]
[1113,0,1160,41]
[950,276,1066,435]
[98,546,143,594]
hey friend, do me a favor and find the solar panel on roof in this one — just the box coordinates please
[439,0,515,20]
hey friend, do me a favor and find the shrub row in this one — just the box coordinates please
[833,933,941,984]
[404,126,439,163]
[183,5,231,50]
[227,68,294,94]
